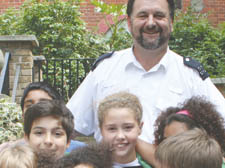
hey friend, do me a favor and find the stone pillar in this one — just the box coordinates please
[0,35,39,103]
[0,49,4,71]
[212,78,225,98]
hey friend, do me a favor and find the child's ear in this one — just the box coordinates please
[138,122,143,135]
[24,134,29,142]
[66,139,71,149]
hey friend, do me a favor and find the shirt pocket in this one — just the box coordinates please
[97,80,127,102]
[155,86,185,113]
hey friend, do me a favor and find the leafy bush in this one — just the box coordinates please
[90,0,132,51]
[169,8,225,77]
[0,96,23,143]
[0,0,108,59]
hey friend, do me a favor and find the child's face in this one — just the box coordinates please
[101,107,142,163]
[25,116,69,159]
[24,89,52,112]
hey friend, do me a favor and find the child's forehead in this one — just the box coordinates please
[32,116,63,129]
[26,89,52,101]
[105,107,137,116]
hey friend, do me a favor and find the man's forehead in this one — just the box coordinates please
[132,0,169,13]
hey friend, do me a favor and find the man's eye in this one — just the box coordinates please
[138,14,148,19]
[154,13,165,19]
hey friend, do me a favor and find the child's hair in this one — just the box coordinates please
[36,149,58,168]
[24,99,74,142]
[154,96,225,152]
[155,128,223,168]
[21,81,62,111]
[57,142,113,168]
[98,91,143,127]
[0,144,37,168]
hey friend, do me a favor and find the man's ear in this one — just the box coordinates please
[127,16,132,33]
[170,19,173,32]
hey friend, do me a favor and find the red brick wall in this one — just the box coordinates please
[0,0,224,29]
[80,0,127,31]
[0,0,25,13]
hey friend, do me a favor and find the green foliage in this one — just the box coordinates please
[0,96,23,143]
[0,0,108,59]
[169,8,225,77]
[91,0,132,51]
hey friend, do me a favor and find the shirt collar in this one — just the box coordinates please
[124,47,171,72]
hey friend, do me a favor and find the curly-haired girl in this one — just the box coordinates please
[136,96,225,167]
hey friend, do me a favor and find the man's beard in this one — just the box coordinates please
[134,25,170,50]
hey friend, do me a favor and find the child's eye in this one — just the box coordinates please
[124,125,134,131]
[34,131,43,135]
[107,127,116,132]
[55,131,63,137]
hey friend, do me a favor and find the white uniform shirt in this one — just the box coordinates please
[67,48,225,143]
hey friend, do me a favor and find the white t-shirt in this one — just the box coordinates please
[113,158,140,168]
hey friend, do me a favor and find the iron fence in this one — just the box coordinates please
[34,58,95,101]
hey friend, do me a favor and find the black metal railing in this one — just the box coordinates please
[35,58,95,101]
[0,52,11,95]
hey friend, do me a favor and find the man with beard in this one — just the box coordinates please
[67,0,225,147]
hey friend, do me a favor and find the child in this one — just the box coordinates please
[0,144,37,168]
[98,92,151,168]
[24,99,74,159]
[155,128,223,168]
[57,142,113,168]
[0,81,85,153]
[136,96,225,167]
[21,81,62,113]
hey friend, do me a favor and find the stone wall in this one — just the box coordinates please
[0,35,39,103]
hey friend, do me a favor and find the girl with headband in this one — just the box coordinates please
[136,96,225,167]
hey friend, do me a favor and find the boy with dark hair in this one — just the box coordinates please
[155,128,223,168]
[24,99,74,159]
[0,81,85,153]
[21,81,62,113]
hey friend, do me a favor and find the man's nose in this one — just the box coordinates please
[146,15,156,28]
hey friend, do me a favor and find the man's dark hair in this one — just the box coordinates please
[126,0,175,21]
[24,100,74,142]
[57,143,113,168]
[21,82,62,111]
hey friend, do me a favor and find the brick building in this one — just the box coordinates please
[0,0,224,29]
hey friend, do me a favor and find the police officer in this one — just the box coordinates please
[67,0,225,144]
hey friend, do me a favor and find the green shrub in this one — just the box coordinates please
[0,96,23,143]
[169,8,225,77]
[0,0,108,59]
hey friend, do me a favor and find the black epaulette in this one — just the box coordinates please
[183,56,209,80]
[91,51,114,71]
